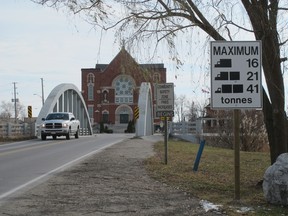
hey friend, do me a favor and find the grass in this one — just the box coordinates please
[145,139,288,215]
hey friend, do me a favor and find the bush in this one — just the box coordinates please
[125,120,135,133]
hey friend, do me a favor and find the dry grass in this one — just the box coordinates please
[145,139,288,215]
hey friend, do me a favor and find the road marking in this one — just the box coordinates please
[0,140,67,156]
[0,140,121,201]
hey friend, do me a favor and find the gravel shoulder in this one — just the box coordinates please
[0,135,222,216]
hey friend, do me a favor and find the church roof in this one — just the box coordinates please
[95,48,164,72]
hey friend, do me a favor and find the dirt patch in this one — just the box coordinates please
[0,137,223,215]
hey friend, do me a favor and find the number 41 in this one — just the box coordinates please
[247,84,259,93]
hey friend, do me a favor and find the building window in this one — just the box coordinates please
[87,73,95,83]
[113,75,134,104]
[153,73,160,83]
[88,84,94,101]
[88,106,94,119]
[102,110,109,123]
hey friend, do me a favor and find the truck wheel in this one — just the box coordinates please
[66,133,70,140]
[41,135,46,140]
[52,135,57,140]
[75,129,79,139]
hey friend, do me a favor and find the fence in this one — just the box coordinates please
[170,119,203,135]
[169,120,201,143]
[169,118,224,143]
[0,122,36,139]
[170,118,227,135]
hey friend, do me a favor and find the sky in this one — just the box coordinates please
[3,0,288,124]
[0,0,211,118]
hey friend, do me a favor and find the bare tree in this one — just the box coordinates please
[32,0,288,164]
[206,109,268,152]
[240,110,268,152]
[174,94,187,122]
[0,101,13,120]
[186,100,202,121]
[0,101,25,121]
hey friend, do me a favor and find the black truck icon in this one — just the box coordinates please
[215,84,243,93]
[215,71,240,80]
[214,59,232,68]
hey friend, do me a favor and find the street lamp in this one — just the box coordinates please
[40,78,45,106]
[33,94,44,106]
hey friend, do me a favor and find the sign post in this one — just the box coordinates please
[156,83,174,165]
[211,41,262,200]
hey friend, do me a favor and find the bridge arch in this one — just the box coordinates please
[136,82,153,136]
[36,83,92,136]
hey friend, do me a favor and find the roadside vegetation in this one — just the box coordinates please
[0,136,35,144]
[145,139,288,216]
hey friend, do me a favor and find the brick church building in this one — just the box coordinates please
[81,47,167,132]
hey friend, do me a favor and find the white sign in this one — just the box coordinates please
[156,83,174,114]
[211,41,262,109]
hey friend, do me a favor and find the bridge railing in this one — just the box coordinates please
[0,122,36,139]
[170,121,197,134]
[169,118,227,143]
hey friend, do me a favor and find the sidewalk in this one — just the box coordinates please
[0,135,222,215]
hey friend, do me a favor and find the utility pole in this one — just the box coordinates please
[41,78,45,106]
[12,82,18,123]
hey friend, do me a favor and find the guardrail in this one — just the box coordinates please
[170,121,198,134]
[0,122,36,138]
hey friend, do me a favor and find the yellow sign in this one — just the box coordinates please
[134,106,139,119]
[28,106,32,118]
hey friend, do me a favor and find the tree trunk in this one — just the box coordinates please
[263,90,287,164]
[242,1,287,164]
[287,120,288,151]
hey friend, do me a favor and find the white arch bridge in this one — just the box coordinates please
[36,83,93,136]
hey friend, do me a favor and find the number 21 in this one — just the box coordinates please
[247,71,258,81]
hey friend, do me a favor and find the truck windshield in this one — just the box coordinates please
[46,113,69,120]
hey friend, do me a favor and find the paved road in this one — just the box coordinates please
[0,133,134,201]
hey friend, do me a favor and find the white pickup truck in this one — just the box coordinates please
[40,112,80,140]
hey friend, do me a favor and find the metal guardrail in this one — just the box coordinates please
[0,122,93,139]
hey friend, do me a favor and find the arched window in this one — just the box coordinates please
[88,105,94,119]
[153,73,160,83]
[88,84,94,101]
[87,73,95,101]
[113,75,135,104]
[102,110,109,123]
[87,73,95,83]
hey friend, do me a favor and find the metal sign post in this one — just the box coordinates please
[234,109,240,200]
[156,83,174,165]
[164,117,168,165]
[210,41,262,200]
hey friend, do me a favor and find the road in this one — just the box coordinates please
[0,133,134,202]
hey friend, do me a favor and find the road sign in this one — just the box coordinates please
[28,105,32,118]
[211,41,262,109]
[134,106,139,119]
[156,83,174,116]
